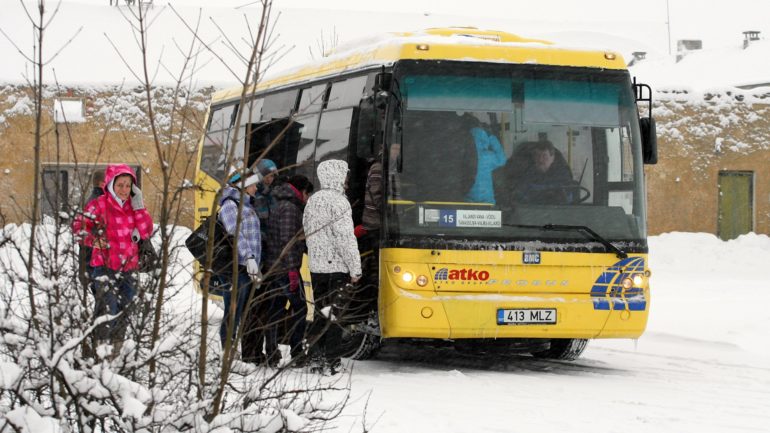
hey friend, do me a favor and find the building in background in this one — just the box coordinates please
[0,84,213,227]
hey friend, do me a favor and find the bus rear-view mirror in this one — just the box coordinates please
[640,117,657,164]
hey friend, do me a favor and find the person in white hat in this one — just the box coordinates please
[212,170,263,353]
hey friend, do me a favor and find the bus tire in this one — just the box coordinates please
[332,327,382,361]
[344,332,382,361]
[531,338,588,361]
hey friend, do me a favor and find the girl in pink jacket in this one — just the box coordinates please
[72,164,153,343]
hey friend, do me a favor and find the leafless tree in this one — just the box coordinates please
[309,27,340,60]
[0,1,359,431]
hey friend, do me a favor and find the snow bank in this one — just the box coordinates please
[646,232,770,357]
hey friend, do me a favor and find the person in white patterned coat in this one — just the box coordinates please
[302,159,361,372]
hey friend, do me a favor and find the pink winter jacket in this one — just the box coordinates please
[72,164,153,271]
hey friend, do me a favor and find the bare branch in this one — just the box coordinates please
[168,5,243,83]
[42,26,83,65]
[104,33,144,83]
[0,26,34,63]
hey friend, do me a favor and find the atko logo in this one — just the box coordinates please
[434,268,490,281]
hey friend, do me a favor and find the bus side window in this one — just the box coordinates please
[200,102,239,180]
[327,75,368,110]
[292,113,320,181]
[246,90,299,170]
[291,83,327,180]
[315,75,371,218]
[315,108,355,164]
[235,97,264,168]
[315,76,370,165]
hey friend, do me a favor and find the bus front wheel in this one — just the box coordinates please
[531,338,588,361]
[338,331,382,360]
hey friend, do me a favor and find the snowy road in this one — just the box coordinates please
[333,335,770,433]
[329,233,770,433]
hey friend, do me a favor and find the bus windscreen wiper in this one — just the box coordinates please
[504,223,628,258]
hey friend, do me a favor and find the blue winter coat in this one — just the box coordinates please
[465,127,506,204]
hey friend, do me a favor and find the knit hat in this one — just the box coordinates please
[227,166,244,184]
[256,159,278,176]
[242,172,262,188]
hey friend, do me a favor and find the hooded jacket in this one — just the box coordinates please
[465,127,506,204]
[72,164,153,271]
[265,181,305,273]
[302,160,361,278]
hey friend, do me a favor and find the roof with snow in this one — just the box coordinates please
[629,38,770,92]
[213,27,628,101]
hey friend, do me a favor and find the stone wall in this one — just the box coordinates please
[3,83,770,237]
[0,83,214,228]
[646,91,770,236]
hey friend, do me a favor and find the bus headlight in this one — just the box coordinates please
[402,272,414,283]
[632,274,644,286]
[621,277,634,289]
[416,275,429,287]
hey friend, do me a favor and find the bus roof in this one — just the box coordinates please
[212,27,627,102]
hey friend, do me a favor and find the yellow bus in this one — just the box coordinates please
[194,27,657,361]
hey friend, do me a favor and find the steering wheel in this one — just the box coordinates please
[533,182,591,204]
[561,183,591,204]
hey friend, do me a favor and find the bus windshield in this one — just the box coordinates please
[386,61,646,246]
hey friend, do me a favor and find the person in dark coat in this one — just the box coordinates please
[356,142,402,237]
[261,174,314,365]
[503,140,575,205]
[252,159,279,243]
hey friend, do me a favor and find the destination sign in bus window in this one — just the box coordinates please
[428,209,501,228]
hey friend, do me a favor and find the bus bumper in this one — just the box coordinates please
[379,273,649,340]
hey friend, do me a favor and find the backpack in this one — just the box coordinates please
[185,198,237,275]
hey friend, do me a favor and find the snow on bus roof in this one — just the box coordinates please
[211,27,624,102]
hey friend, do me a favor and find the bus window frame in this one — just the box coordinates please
[200,101,240,180]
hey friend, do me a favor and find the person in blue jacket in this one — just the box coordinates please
[465,121,506,204]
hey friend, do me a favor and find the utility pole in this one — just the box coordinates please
[666,0,672,55]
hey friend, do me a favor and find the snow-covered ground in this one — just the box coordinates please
[328,232,770,433]
[3,1,770,430]
[2,222,769,432]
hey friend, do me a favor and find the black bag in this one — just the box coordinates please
[185,211,236,275]
[137,238,160,273]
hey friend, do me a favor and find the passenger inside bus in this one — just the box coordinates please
[494,140,576,206]
[399,111,477,202]
[464,115,506,204]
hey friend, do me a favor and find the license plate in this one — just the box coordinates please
[497,308,557,325]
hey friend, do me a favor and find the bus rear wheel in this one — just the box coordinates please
[531,338,588,361]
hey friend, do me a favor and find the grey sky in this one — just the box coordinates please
[64,0,770,52]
